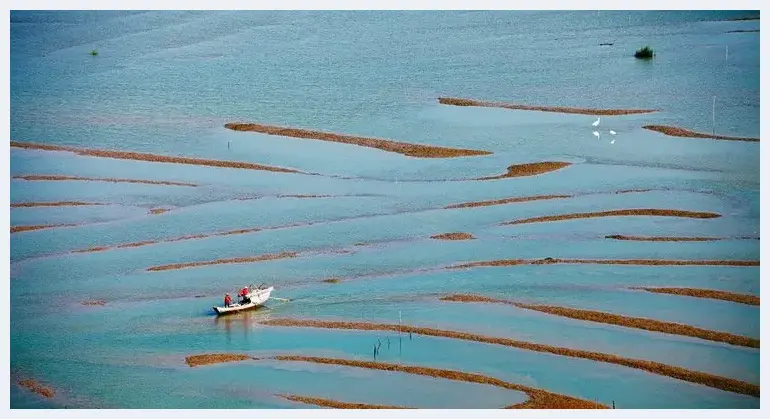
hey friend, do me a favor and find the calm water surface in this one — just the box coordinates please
[10,10,759,408]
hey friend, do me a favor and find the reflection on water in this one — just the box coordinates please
[214,307,274,342]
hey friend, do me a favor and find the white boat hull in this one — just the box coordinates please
[213,286,273,315]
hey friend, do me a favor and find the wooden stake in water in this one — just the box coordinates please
[399,310,402,356]
[712,96,716,136]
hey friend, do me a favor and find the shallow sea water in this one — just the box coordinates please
[10,10,759,408]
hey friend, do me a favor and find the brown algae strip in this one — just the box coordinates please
[10,141,304,174]
[274,355,605,408]
[263,319,758,397]
[502,209,721,225]
[438,97,657,116]
[634,287,759,306]
[643,125,759,142]
[430,232,476,240]
[11,201,104,208]
[446,194,573,209]
[79,300,106,306]
[440,294,758,348]
[185,354,254,367]
[11,223,78,234]
[450,258,759,269]
[70,227,264,254]
[224,122,491,158]
[13,174,198,187]
[280,395,413,409]
[606,235,724,242]
[17,379,55,398]
[477,162,571,180]
[146,251,297,272]
[445,189,656,210]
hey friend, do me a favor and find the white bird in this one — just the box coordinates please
[609,130,616,135]
[593,131,600,139]
[592,117,601,127]
[610,139,615,144]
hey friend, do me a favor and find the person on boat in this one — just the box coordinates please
[239,286,250,304]
[224,293,232,308]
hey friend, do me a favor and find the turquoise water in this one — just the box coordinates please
[10,11,759,408]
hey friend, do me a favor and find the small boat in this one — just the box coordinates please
[213,283,274,315]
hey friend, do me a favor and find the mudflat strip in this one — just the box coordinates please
[10,141,305,174]
[79,300,106,306]
[440,294,759,348]
[438,97,657,116]
[224,122,492,158]
[185,354,253,367]
[71,227,264,254]
[446,194,572,209]
[430,232,476,240]
[444,189,657,210]
[643,125,759,142]
[477,162,571,180]
[11,223,78,234]
[606,235,723,242]
[274,355,606,409]
[634,287,759,306]
[13,174,198,187]
[11,201,103,208]
[280,395,413,409]
[450,258,759,269]
[17,379,55,398]
[146,251,297,272]
[502,209,721,225]
[263,319,758,397]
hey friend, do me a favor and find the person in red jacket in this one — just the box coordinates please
[224,293,232,307]
[239,286,250,304]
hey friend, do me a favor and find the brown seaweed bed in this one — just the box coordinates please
[430,232,476,240]
[501,209,721,225]
[274,356,606,409]
[146,251,297,272]
[261,318,758,397]
[444,189,657,210]
[10,141,304,174]
[17,379,55,398]
[185,354,255,367]
[13,174,198,187]
[224,122,491,158]
[438,97,658,116]
[450,257,759,269]
[477,162,571,180]
[11,201,103,208]
[71,227,265,254]
[633,287,760,306]
[606,235,723,242]
[446,194,573,209]
[280,394,413,409]
[440,294,759,348]
[11,223,78,234]
[642,125,759,142]
[79,300,106,306]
